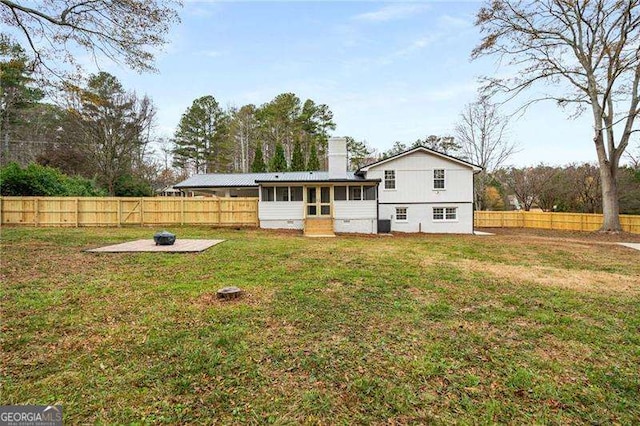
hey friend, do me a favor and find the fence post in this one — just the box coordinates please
[216,199,221,225]
[140,197,144,226]
[181,198,185,225]
[117,199,121,227]
[255,199,260,226]
[550,212,554,230]
[34,197,39,226]
[75,198,79,227]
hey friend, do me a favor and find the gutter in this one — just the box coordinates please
[254,179,382,184]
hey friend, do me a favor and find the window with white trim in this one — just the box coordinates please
[384,170,396,189]
[433,207,457,221]
[348,186,362,200]
[433,169,445,189]
[395,207,407,221]
[261,186,303,202]
[334,186,347,200]
[261,186,275,201]
[290,186,303,201]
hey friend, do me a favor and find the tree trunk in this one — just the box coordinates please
[594,129,623,232]
[599,161,621,231]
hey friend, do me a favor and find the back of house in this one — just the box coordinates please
[358,146,481,233]
[175,138,481,235]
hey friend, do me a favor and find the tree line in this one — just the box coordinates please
[479,163,640,215]
[171,93,335,174]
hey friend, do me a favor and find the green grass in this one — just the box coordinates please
[1,226,639,424]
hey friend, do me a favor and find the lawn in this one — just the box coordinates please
[1,226,639,424]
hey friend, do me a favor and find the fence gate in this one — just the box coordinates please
[119,199,143,225]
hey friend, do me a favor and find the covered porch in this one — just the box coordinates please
[258,183,379,236]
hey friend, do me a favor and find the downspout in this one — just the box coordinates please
[376,183,380,234]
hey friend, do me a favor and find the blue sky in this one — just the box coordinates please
[102,1,599,166]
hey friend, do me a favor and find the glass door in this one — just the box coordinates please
[306,186,331,217]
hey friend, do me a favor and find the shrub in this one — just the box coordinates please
[0,162,105,196]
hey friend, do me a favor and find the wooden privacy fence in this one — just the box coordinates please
[474,211,640,234]
[0,197,259,227]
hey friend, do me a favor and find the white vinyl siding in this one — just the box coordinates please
[366,152,475,204]
[379,203,472,233]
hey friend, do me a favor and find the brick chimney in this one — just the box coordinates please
[328,137,348,178]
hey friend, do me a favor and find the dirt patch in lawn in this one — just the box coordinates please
[456,258,640,294]
[484,227,640,243]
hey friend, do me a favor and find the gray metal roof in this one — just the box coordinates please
[174,171,375,188]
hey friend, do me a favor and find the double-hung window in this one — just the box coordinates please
[433,169,445,190]
[384,170,396,189]
[395,207,407,221]
[433,207,457,221]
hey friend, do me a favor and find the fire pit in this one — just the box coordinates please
[154,231,176,246]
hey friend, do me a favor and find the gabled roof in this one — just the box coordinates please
[357,146,483,174]
[174,171,378,189]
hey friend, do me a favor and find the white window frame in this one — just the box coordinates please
[395,207,408,222]
[348,185,362,201]
[433,206,457,222]
[433,169,446,190]
[384,170,396,190]
[275,186,290,202]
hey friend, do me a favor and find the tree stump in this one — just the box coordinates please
[216,286,243,300]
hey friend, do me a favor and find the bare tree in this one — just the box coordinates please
[0,0,181,81]
[626,143,640,170]
[65,72,156,195]
[455,96,518,209]
[472,0,640,232]
[497,166,555,211]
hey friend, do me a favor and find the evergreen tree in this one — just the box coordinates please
[307,141,320,171]
[290,140,305,171]
[251,145,266,172]
[269,143,288,172]
[172,95,230,174]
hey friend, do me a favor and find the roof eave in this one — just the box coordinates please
[255,179,381,184]
[173,184,259,189]
[357,146,483,172]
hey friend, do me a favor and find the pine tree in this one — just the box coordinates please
[251,145,266,172]
[307,141,320,171]
[290,140,305,171]
[173,95,230,174]
[269,143,288,172]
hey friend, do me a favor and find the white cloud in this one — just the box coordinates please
[395,34,440,57]
[438,14,472,29]
[353,4,430,23]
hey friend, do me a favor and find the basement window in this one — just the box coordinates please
[433,207,457,221]
[395,207,407,222]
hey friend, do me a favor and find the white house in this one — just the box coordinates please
[174,137,481,235]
